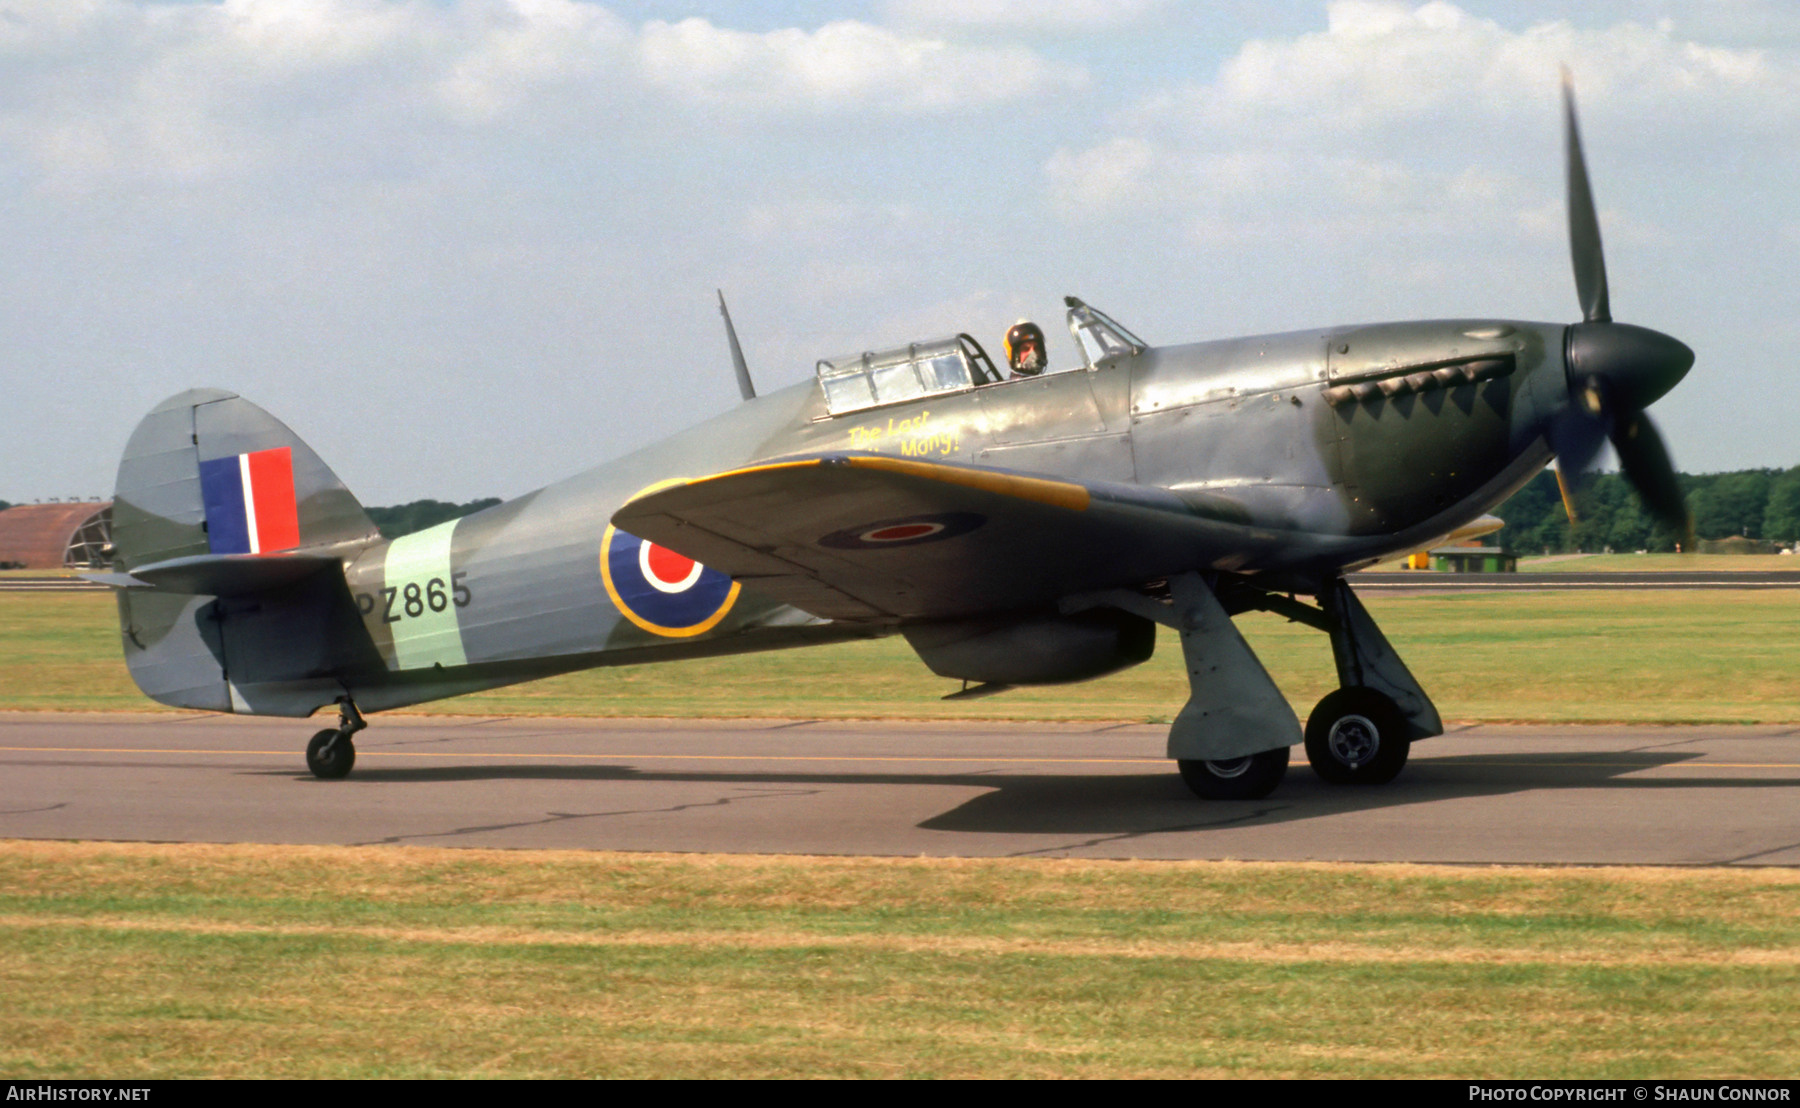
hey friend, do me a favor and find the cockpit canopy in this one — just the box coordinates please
[813,299,1150,417]
[817,334,999,417]
[1064,296,1147,369]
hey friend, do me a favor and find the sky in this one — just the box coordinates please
[3,0,1796,505]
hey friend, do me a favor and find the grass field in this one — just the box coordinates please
[5,583,1797,1078]
[2,842,1796,1079]
[1516,553,1797,572]
[6,588,1798,723]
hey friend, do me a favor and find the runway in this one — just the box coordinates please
[3,712,1796,865]
[0,576,107,591]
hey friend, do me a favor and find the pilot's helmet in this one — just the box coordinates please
[1004,320,1047,376]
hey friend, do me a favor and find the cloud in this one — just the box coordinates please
[741,198,928,247]
[1197,1,1787,133]
[0,0,628,185]
[883,0,1168,32]
[428,0,633,124]
[1044,1,1799,243]
[1044,137,1162,217]
[0,1,1080,190]
[635,17,1082,113]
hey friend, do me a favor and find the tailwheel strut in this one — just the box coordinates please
[305,696,365,780]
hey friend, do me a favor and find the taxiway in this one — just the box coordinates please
[3,712,1796,865]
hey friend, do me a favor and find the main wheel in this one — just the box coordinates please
[1177,746,1289,800]
[305,728,356,780]
[1304,687,1409,785]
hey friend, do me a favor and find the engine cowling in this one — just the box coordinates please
[903,609,1155,686]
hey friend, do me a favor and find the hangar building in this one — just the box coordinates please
[0,502,114,569]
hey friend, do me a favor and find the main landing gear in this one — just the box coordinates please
[1176,747,1290,801]
[1303,687,1410,785]
[1178,686,1411,800]
[305,696,366,780]
[1063,572,1442,802]
[1296,578,1438,787]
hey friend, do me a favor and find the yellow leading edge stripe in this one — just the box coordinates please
[844,455,1091,510]
[678,455,1091,512]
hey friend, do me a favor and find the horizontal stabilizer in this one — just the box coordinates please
[80,571,149,589]
[86,551,343,597]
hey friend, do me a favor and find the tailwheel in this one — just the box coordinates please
[1305,687,1410,785]
[1177,746,1288,800]
[305,728,356,779]
[305,696,366,780]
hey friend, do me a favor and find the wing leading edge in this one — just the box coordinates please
[611,454,1257,621]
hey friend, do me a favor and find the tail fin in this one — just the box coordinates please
[106,390,381,716]
[112,388,377,571]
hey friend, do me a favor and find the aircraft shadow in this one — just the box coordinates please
[244,747,1795,837]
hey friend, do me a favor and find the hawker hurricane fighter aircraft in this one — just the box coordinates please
[92,80,1694,799]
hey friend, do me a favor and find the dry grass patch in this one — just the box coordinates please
[1,842,1797,1077]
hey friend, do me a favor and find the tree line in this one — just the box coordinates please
[1494,467,1800,554]
[366,498,502,540]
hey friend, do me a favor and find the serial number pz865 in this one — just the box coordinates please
[355,571,471,624]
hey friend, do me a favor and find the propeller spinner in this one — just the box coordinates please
[1552,71,1696,548]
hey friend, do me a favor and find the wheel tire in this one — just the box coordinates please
[305,728,356,780]
[1304,687,1410,785]
[1177,746,1289,800]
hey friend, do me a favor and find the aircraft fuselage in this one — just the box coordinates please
[301,315,1569,713]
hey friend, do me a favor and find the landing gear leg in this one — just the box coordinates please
[1304,579,1442,785]
[1062,572,1299,801]
[305,696,365,780]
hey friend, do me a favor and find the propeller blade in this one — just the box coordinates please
[1548,406,1608,481]
[1563,69,1612,325]
[1553,463,1581,524]
[1610,412,1693,549]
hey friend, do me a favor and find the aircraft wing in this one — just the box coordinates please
[611,454,1249,621]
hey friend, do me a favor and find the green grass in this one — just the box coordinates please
[0,592,150,712]
[8,588,1798,723]
[2,842,1796,1078]
[1517,553,1794,572]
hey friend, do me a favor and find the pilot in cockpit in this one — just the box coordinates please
[1004,320,1047,378]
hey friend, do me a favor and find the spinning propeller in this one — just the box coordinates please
[1549,72,1695,547]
